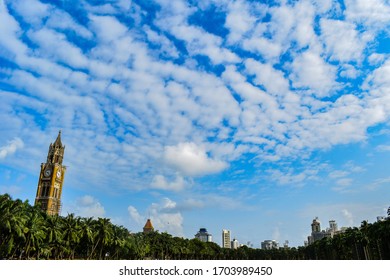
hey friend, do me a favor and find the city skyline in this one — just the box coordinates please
[1,0,390,248]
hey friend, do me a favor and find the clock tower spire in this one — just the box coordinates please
[35,131,66,215]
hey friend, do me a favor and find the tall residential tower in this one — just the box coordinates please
[222,229,231,249]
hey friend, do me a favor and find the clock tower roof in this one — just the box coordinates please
[53,130,63,148]
[46,130,65,165]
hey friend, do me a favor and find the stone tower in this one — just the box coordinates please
[311,217,321,232]
[34,131,66,215]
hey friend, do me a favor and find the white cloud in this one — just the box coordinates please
[144,26,179,59]
[329,170,349,179]
[28,28,89,68]
[344,161,366,174]
[240,1,320,62]
[272,226,281,241]
[222,65,289,141]
[267,167,320,187]
[174,198,205,211]
[73,195,105,218]
[46,9,93,39]
[223,55,389,159]
[290,50,338,97]
[163,142,228,177]
[174,24,240,64]
[151,198,184,236]
[377,145,390,152]
[267,4,295,44]
[342,209,354,226]
[336,178,353,187]
[344,0,390,27]
[151,174,186,191]
[2,1,387,179]
[224,0,258,44]
[366,177,390,191]
[312,0,337,14]
[0,138,24,159]
[364,59,390,91]
[201,194,243,210]
[368,53,386,65]
[85,3,117,15]
[9,0,50,26]
[89,15,128,42]
[0,185,22,197]
[153,1,240,65]
[301,202,382,229]
[128,205,143,224]
[128,198,184,236]
[244,59,290,96]
[320,19,367,62]
[340,64,360,79]
[242,37,283,61]
[284,95,375,151]
[291,1,318,49]
[0,1,28,57]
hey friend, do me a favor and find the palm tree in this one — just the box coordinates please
[375,219,390,259]
[109,225,129,259]
[0,195,28,259]
[44,214,64,259]
[142,231,162,259]
[132,233,149,259]
[61,213,81,259]
[78,217,96,259]
[360,221,372,260]
[92,218,113,259]
[171,237,187,259]
[23,206,46,259]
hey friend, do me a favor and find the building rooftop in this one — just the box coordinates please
[143,219,154,233]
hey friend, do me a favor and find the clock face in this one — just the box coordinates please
[44,169,51,177]
[56,170,61,178]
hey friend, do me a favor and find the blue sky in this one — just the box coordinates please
[0,0,389,247]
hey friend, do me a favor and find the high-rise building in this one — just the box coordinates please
[222,229,231,249]
[261,240,279,250]
[195,228,212,242]
[231,238,239,249]
[35,131,66,216]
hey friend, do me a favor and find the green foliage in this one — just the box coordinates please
[300,221,390,260]
[0,193,389,260]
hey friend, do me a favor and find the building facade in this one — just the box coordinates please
[35,131,66,216]
[195,228,212,242]
[307,217,341,245]
[329,220,338,232]
[222,229,231,249]
[261,240,279,250]
[308,217,326,244]
[231,238,239,249]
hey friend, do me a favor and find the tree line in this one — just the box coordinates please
[1,193,389,260]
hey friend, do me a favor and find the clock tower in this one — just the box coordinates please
[35,131,66,216]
